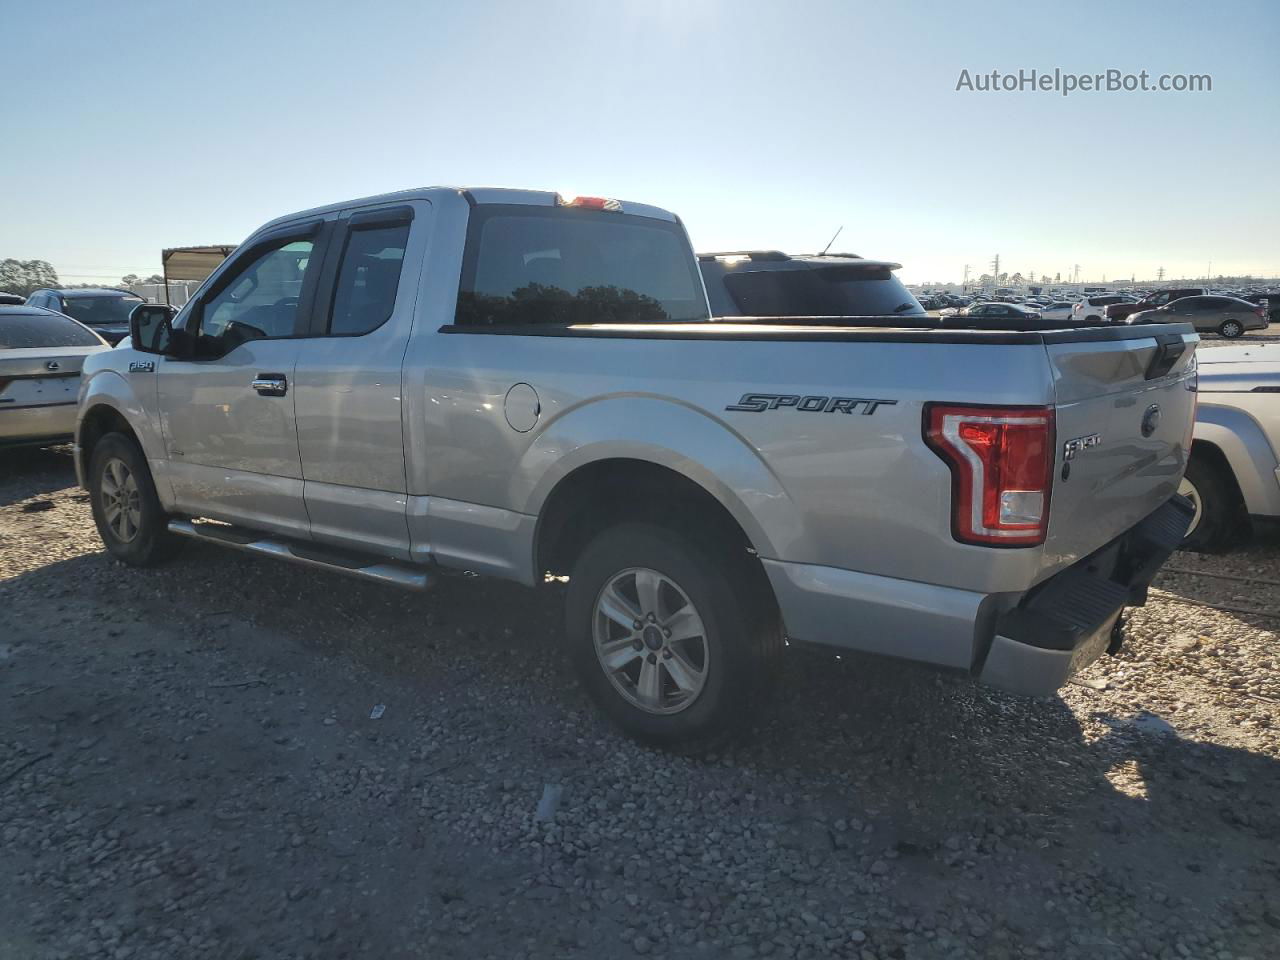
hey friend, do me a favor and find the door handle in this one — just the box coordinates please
[252,374,288,397]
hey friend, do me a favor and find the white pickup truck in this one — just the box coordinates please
[76,187,1197,746]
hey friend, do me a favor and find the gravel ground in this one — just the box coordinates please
[2,447,1278,960]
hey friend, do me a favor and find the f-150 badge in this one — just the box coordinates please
[1062,433,1101,460]
[726,393,896,415]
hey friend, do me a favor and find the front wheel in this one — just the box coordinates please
[564,522,781,748]
[1219,319,1244,339]
[89,432,183,566]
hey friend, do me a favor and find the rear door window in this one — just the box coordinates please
[0,312,104,348]
[1175,297,1211,311]
[719,266,922,318]
[328,222,410,336]
[456,206,708,325]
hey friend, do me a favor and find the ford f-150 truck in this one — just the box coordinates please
[75,187,1197,746]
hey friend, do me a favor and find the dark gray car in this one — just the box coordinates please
[24,287,146,345]
[1129,295,1269,339]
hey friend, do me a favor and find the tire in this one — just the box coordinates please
[88,432,183,566]
[564,522,782,749]
[1179,455,1239,552]
[1218,319,1244,339]
[1086,314,1102,323]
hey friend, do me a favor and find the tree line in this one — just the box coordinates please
[0,259,163,297]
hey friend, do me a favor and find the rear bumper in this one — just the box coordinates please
[763,495,1194,696]
[977,495,1194,696]
[0,402,78,446]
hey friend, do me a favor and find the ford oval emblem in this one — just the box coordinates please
[1141,403,1162,438]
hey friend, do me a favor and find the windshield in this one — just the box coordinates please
[60,295,144,327]
[718,265,924,317]
[0,312,104,348]
[456,206,709,325]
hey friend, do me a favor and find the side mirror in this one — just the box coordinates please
[129,303,178,354]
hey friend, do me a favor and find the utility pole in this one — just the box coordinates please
[962,263,970,290]
[990,254,1000,289]
[1157,266,1165,283]
[1073,264,1081,286]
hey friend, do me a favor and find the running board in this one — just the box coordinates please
[167,519,433,590]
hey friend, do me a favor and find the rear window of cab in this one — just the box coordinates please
[455,206,709,326]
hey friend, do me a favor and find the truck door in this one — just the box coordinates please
[156,218,333,539]
[291,201,429,560]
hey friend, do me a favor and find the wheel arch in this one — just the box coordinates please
[1193,405,1280,516]
[76,370,166,498]
[77,403,140,486]
[518,396,805,578]
[1188,437,1247,518]
[535,457,763,579]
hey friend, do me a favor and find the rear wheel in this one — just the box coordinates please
[564,522,781,749]
[1219,319,1244,339]
[1179,455,1239,552]
[89,432,183,566]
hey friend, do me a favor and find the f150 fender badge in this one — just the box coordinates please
[1062,433,1101,460]
[128,361,155,373]
[726,394,896,415]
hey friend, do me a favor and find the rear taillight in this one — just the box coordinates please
[924,404,1055,546]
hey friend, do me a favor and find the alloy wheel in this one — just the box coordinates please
[592,567,709,715]
[100,457,142,544]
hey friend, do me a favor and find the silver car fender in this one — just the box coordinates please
[1194,401,1280,516]
[76,363,172,508]
[516,394,804,562]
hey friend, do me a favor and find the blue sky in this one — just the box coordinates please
[2,0,1276,284]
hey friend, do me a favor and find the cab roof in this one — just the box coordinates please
[254,186,679,237]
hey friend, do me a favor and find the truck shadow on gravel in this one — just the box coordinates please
[0,445,79,507]
[3,536,1278,957]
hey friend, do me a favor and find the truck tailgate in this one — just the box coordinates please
[1041,326,1197,578]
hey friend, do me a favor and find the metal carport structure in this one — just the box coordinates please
[160,245,236,304]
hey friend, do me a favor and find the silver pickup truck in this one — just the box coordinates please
[76,187,1197,746]
[1181,344,1280,550]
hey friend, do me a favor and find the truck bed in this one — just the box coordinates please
[441,317,1192,344]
